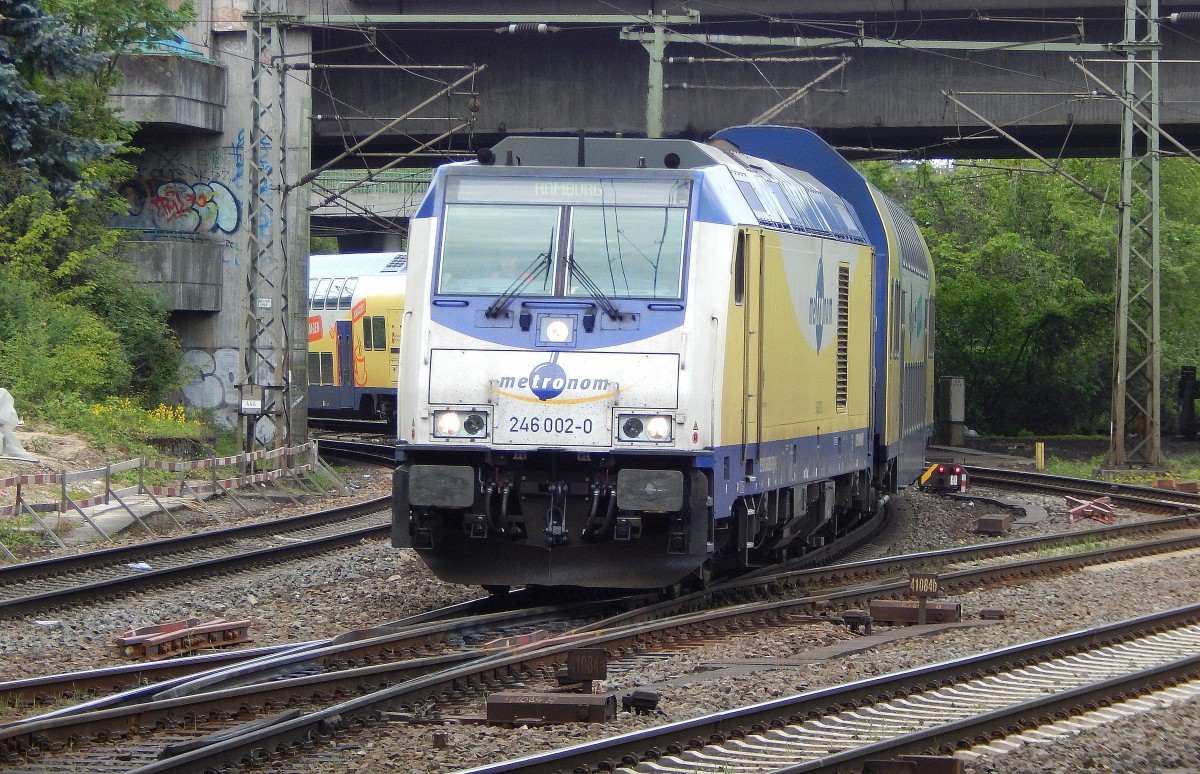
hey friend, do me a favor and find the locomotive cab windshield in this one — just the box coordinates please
[437,175,691,301]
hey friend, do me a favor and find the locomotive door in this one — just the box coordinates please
[741,230,765,459]
[334,320,355,409]
[387,308,403,383]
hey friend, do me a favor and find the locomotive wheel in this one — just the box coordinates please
[658,581,685,601]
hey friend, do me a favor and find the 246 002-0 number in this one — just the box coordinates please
[508,416,594,434]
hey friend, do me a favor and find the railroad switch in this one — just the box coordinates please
[112,618,252,660]
[621,689,661,715]
[1065,495,1116,524]
[863,755,963,774]
[869,600,961,625]
[486,693,616,725]
[556,648,608,688]
[976,514,1013,535]
[840,609,873,635]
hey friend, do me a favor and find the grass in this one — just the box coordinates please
[39,394,214,458]
[0,517,53,551]
[974,434,1200,485]
[1044,453,1200,484]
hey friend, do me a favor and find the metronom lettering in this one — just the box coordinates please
[499,376,611,391]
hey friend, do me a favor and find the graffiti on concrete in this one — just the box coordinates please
[181,348,242,428]
[180,349,280,443]
[230,130,246,189]
[118,177,242,234]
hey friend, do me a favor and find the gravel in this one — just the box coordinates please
[3,471,1199,773]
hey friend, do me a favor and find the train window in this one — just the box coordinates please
[340,278,357,310]
[439,204,559,295]
[307,352,334,386]
[777,181,821,231]
[828,197,865,241]
[795,183,833,232]
[312,278,332,310]
[764,181,803,228]
[363,315,387,351]
[810,191,850,238]
[325,278,345,310]
[890,279,902,359]
[568,205,685,298]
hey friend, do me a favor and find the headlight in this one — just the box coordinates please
[617,413,673,443]
[537,315,576,346]
[463,413,485,435]
[646,416,671,441]
[435,411,461,436]
[433,409,489,438]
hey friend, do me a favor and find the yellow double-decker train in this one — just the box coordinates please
[307,252,407,421]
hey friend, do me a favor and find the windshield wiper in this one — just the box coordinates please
[484,251,551,319]
[567,254,624,322]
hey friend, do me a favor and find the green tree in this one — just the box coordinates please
[865,156,1200,436]
[0,0,190,410]
[0,0,114,199]
[863,159,1118,435]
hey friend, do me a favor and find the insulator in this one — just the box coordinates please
[1169,12,1200,22]
[505,22,549,34]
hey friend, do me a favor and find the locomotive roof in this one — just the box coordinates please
[461,135,869,244]
[712,126,897,259]
[308,252,407,278]
[486,135,724,170]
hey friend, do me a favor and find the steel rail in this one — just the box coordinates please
[967,466,1200,512]
[0,499,390,617]
[0,593,521,720]
[452,603,1200,774]
[23,529,1191,774]
[0,498,389,586]
[5,504,1196,740]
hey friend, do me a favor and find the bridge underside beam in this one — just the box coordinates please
[304,14,1200,163]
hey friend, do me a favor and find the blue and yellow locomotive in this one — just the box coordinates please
[392,126,934,590]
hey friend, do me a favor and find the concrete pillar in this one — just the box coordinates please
[936,376,965,446]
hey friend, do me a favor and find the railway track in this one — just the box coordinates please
[4,512,1199,773]
[459,604,1200,774]
[966,466,1200,513]
[11,508,1195,721]
[0,498,391,618]
[308,420,396,466]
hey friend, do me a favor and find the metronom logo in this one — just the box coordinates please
[495,353,610,401]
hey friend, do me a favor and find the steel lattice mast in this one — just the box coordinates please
[1107,0,1162,467]
[243,0,293,455]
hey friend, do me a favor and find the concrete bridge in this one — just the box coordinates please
[302,1,1200,166]
[107,1,1196,433]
